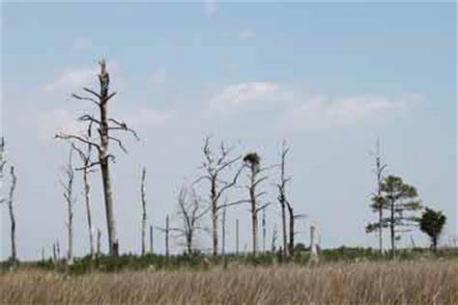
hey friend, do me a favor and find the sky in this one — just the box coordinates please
[1,2,456,260]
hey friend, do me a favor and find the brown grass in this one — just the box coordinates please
[0,260,457,305]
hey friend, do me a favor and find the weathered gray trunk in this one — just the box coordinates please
[250,170,258,255]
[8,166,17,263]
[149,224,154,253]
[235,218,239,255]
[82,167,94,258]
[98,64,118,257]
[287,205,294,256]
[165,215,170,258]
[211,181,218,256]
[390,198,395,257]
[281,203,287,257]
[96,229,102,257]
[140,168,147,255]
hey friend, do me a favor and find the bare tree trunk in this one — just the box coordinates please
[165,215,170,258]
[277,142,290,258]
[140,168,147,256]
[390,198,395,258]
[96,229,102,257]
[262,208,266,252]
[287,204,294,256]
[281,203,287,257]
[63,150,75,264]
[149,224,154,254]
[211,183,218,256]
[235,218,239,255]
[82,165,94,258]
[7,166,17,264]
[249,177,258,256]
[375,139,386,254]
[222,206,227,257]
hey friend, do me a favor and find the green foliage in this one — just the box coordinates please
[420,207,447,251]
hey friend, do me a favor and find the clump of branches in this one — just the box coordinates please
[173,185,207,255]
[196,136,244,256]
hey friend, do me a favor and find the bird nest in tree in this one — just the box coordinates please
[243,152,260,166]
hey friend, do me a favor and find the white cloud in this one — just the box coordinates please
[210,82,279,112]
[72,37,93,51]
[35,108,86,141]
[285,95,411,131]
[43,62,120,94]
[239,29,256,39]
[209,82,420,130]
[203,0,217,17]
[122,107,171,128]
[43,67,97,93]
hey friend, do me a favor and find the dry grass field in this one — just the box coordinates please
[0,260,457,305]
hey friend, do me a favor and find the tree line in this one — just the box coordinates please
[0,60,449,265]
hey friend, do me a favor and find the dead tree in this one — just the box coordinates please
[96,229,102,257]
[286,201,305,256]
[243,152,270,256]
[262,208,267,252]
[371,138,387,254]
[222,206,227,257]
[235,218,239,255]
[149,224,154,254]
[0,137,6,196]
[157,215,170,257]
[196,137,244,256]
[56,59,138,256]
[277,141,290,258]
[140,167,147,255]
[4,166,18,264]
[271,225,278,252]
[61,148,75,264]
[72,142,95,258]
[276,142,303,256]
[173,186,206,255]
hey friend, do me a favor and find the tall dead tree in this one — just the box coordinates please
[61,148,75,264]
[222,206,227,257]
[196,137,244,256]
[56,59,138,256]
[173,186,206,255]
[277,141,290,258]
[243,152,269,256]
[140,167,147,255]
[368,139,387,254]
[72,142,95,258]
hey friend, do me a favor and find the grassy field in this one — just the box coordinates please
[1,260,456,305]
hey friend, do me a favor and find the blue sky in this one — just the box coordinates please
[1,2,456,260]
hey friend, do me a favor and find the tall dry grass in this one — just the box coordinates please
[0,260,456,305]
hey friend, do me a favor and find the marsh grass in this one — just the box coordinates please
[0,260,456,305]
